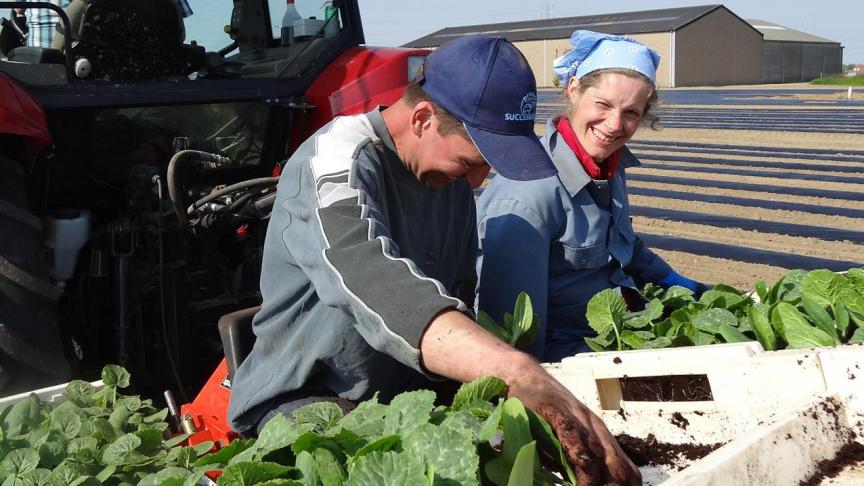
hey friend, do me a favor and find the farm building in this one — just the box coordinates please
[746,19,844,83]
[404,4,763,88]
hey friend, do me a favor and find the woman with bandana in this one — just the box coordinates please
[476,30,709,363]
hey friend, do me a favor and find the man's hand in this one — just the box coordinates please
[508,373,641,486]
[420,309,641,485]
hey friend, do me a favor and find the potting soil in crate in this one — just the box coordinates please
[545,342,864,485]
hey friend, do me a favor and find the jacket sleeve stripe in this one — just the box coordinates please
[319,200,459,350]
[316,171,349,190]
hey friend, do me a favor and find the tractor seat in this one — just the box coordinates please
[5,0,202,82]
[5,46,64,64]
[217,306,260,382]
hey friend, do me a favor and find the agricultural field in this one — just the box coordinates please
[528,84,864,290]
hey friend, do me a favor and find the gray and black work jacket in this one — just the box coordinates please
[476,118,673,362]
[228,109,477,433]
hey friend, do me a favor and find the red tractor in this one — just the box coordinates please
[0,0,428,439]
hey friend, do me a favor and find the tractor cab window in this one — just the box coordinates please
[91,102,268,169]
[267,0,342,45]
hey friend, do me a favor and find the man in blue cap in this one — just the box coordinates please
[228,34,640,484]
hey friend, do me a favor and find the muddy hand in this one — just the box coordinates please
[510,378,641,485]
[536,401,640,486]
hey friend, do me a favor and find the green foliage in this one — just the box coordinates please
[585,289,628,351]
[205,377,574,485]
[0,366,212,485]
[476,291,541,349]
[2,370,577,485]
[584,268,864,352]
[451,377,507,412]
[810,74,864,86]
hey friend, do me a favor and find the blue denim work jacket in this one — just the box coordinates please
[476,118,672,362]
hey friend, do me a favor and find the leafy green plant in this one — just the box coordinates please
[187,376,575,485]
[584,268,864,352]
[0,365,213,485]
[477,291,540,349]
[2,369,578,485]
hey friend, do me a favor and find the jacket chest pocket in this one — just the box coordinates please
[561,242,609,269]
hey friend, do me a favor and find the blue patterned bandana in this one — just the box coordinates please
[553,30,661,86]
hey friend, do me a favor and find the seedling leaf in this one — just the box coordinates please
[748,306,777,351]
[383,390,435,437]
[1,448,39,476]
[775,302,835,348]
[717,323,750,343]
[292,402,343,431]
[507,441,536,486]
[501,398,532,464]
[218,461,292,485]
[451,376,507,411]
[476,309,511,343]
[801,296,840,345]
[834,300,851,335]
[838,289,864,327]
[346,451,427,486]
[404,423,479,485]
[800,269,841,308]
[101,365,131,389]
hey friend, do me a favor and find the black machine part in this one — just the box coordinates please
[0,153,70,386]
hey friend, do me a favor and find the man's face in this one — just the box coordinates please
[410,112,490,189]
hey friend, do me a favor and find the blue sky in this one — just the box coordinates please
[186,1,863,64]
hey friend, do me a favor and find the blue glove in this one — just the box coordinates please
[658,271,710,297]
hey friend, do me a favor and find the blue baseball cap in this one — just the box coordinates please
[418,35,557,181]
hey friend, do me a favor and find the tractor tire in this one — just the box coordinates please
[0,154,70,392]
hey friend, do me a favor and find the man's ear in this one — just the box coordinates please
[410,101,435,137]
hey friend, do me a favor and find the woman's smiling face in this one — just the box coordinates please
[566,72,651,161]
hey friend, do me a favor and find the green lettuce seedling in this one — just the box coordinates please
[477,291,540,349]
[583,268,864,352]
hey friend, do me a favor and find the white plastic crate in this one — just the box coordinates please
[666,391,863,485]
[545,343,864,484]
[0,379,104,407]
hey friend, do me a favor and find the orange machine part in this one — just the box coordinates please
[180,359,237,448]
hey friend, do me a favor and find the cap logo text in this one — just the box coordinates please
[504,93,537,121]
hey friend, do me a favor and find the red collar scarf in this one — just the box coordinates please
[555,117,621,180]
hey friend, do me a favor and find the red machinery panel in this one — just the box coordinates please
[303,46,430,140]
[0,73,51,153]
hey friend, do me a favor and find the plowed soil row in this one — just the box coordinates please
[634,150,864,170]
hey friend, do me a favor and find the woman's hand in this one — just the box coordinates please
[658,271,711,299]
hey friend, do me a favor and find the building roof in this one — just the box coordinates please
[404,4,735,48]
[746,19,839,44]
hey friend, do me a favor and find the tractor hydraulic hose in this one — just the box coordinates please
[166,150,231,231]
[153,175,188,402]
[189,177,279,212]
[239,191,277,219]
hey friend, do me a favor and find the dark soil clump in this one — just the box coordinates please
[798,441,864,486]
[616,434,723,470]
[670,412,690,430]
[620,375,713,401]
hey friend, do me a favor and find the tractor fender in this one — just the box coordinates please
[0,73,52,156]
[303,46,431,138]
